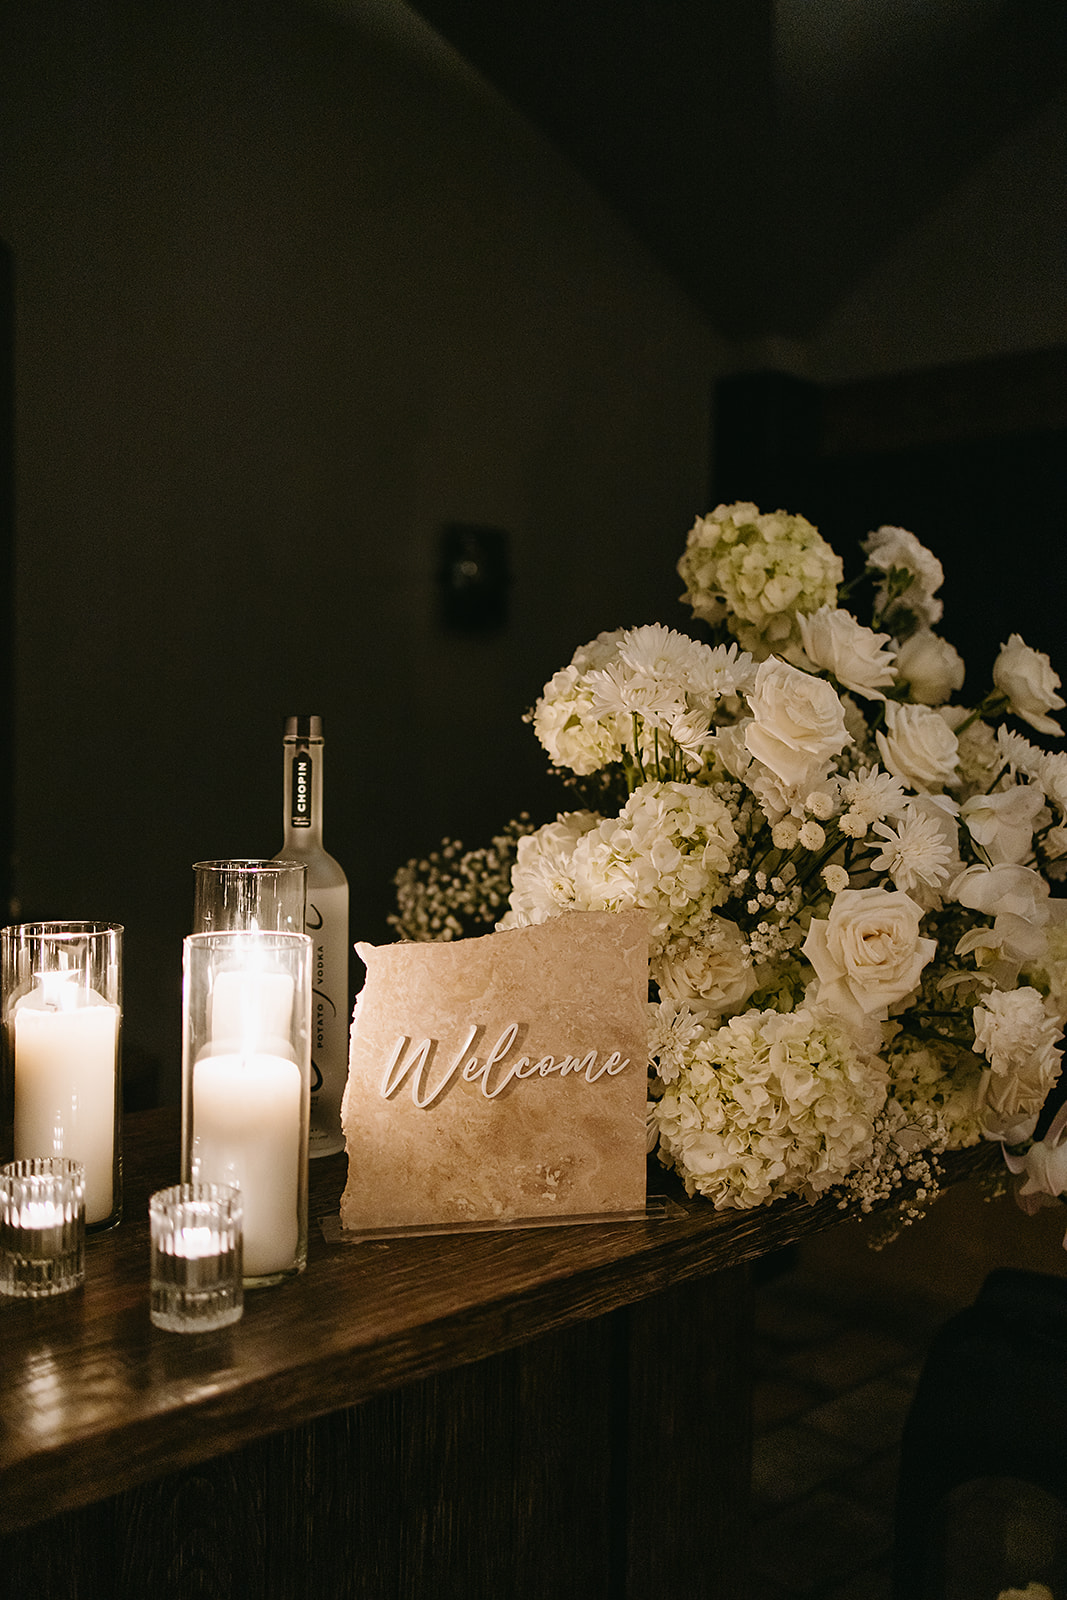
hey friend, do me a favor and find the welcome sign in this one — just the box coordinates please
[338,909,649,1232]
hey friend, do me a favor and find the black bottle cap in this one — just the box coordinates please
[284,715,323,739]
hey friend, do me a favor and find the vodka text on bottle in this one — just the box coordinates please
[276,715,349,1157]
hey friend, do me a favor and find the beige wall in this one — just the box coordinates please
[0,0,722,1090]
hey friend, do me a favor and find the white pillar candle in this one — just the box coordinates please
[189,1052,302,1278]
[209,969,295,1058]
[13,996,118,1227]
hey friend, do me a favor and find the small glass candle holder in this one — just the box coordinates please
[181,930,311,1287]
[192,859,307,935]
[1,922,123,1231]
[149,1182,244,1333]
[0,1157,86,1297]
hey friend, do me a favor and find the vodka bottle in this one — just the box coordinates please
[276,716,349,1157]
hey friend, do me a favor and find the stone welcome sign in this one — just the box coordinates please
[339,909,649,1232]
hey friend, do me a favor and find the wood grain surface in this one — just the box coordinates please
[0,1108,997,1598]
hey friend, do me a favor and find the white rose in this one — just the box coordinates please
[961,783,1046,866]
[893,629,965,706]
[803,887,937,1037]
[797,606,896,700]
[993,634,1065,736]
[875,701,959,792]
[744,657,850,789]
[655,918,757,1016]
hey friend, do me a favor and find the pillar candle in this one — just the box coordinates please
[189,1052,302,1278]
[13,998,118,1226]
[208,969,295,1058]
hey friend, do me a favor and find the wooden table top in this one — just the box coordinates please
[0,1106,994,1535]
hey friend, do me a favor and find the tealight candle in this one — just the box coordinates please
[149,1183,243,1332]
[0,1158,86,1298]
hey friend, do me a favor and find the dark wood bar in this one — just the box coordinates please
[0,1109,995,1598]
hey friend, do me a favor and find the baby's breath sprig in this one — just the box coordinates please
[389,816,534,942]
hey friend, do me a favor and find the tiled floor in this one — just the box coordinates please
[746,1181,1067,1599]
[749,1248,955,1600]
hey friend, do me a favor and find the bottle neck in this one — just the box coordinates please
[282,735,325,849]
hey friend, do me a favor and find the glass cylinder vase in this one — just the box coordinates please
[181,930,311,1286]
[192,859,307,936]
[1,922,123,1231]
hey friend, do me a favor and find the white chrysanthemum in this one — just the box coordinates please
[870,806,956,897]
[572,780,739,941]
[587,660,684,726]
[686,641,759,709]
[651,1006,888,1209]
[862,525,945,628]
[838,765,910,826]
[647,997,713,1086]
[678,502,843,659]
[498,812,600,928]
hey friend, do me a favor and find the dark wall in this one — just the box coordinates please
[0,0,717,1099]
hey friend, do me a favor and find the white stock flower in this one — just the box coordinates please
[961,783,1046,865]
[498,812,601,928]
[993,634,1065,736]
[875,701,959,793]
[744,657,850,789]
[862,525,945,627]
[803,887,937,1040]
[972,986,1062,1142]
[893,628,965,706]
[797,606,897,699]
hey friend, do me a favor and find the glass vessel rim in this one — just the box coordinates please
[0,920,123,939]
[184,929,312,951]
[192,859,306,874]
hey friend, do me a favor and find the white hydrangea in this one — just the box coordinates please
[678,502,843,659]
[652,1006,888,1209]
[572,780,739,941]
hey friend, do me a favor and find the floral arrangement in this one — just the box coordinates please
[393,503,1067,1233]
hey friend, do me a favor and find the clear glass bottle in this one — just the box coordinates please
[275,716,349,1158]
